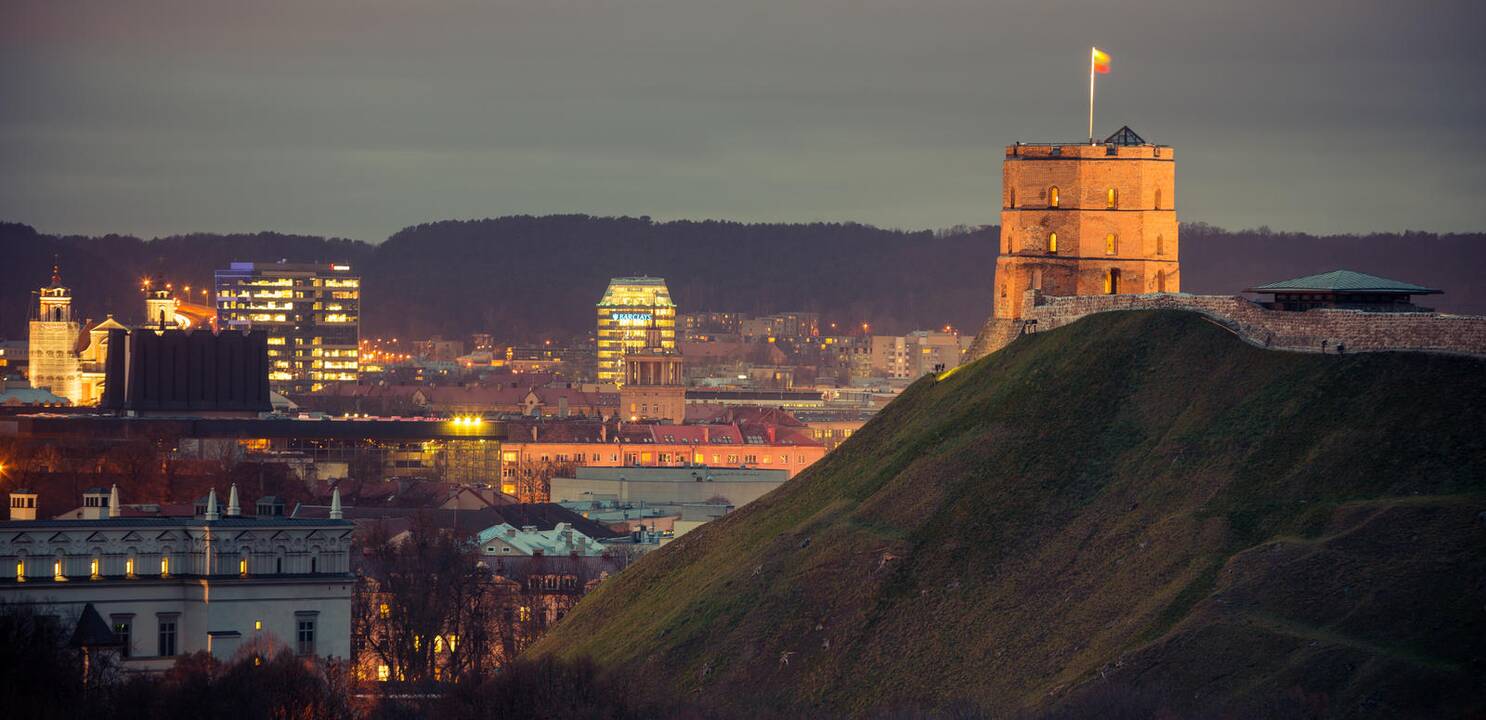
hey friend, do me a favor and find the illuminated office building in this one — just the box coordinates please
[595,276,676,384]
[215,262,360,394]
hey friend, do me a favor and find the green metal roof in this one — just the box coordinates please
[1247,269,1440,295]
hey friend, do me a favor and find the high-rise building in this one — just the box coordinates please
[595,276,676,385]
[973,126,1180,356]
[215,262,360,394]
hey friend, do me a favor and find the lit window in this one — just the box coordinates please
[54,558,65,581]
[377,665,390,682]
[90,558,100,579]
[1106,233,1117,255]
[160,555,170,577]
[1048,186,1059,208]
[126,557,135,578]
[1107,187,1117,209]
[240,556,249,577]
[15,560,24,582]
[1048,233,1058,254]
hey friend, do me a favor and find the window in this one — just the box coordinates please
[1155,188,1162,209]
[377,665,390,682]
[1156,234,1165,255]
[297,617,316,656]
[14,559,23,582]
[158,616,178,657]
[113,617,132,658]
[1008,187,1016,208]
[1106,233,1117,255]
[125,557,135,578]
[53,557,65,581]
[1156,270,1167,292]
[1106,268,1121,295]
[1048,186,1059,208]
[240,554,249,577]
[160,552,170,578]
[1048,232,1058,254]
[90,557,100,580]
[1107,187,1118,209]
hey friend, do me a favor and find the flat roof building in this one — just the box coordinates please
[596,276,676,385]
[215,261,360,394]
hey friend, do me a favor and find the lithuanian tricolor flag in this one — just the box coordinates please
[1092,48,1111,74]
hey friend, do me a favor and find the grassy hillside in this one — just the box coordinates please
[534,310,1486,718]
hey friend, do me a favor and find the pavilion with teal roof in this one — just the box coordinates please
[1246,270,1441,313]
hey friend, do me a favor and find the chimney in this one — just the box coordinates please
[107,484,121,518]
[204,488,220,521]
[226,483,241,517]
[329,486,343,520]
[8,490,38,521]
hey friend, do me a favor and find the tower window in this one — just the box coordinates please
[1048,232,1058,254]
[1156,234,1166,255]
[1106,269,1121,295]
[1155,188,1163,209]
[1107,188,1118,209]
[1106,234,1117,255]
[1008,188,1016,208]
[1048,187,1060,208]
[1156,270,1167,292]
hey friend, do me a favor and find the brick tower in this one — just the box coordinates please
[969,126,1180,357]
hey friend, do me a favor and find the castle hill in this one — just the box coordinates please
[1,4,1483,719]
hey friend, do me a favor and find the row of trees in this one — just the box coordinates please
[351,519,618,686]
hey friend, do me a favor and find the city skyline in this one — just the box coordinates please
[4,1,1485,242]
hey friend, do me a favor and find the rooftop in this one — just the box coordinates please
[1247,269,1442,295]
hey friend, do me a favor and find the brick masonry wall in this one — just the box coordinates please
[1013,291,1486,357]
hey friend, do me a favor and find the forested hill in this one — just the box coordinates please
[2,217,1482,342]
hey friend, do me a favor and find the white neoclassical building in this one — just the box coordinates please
[0,486,354,671]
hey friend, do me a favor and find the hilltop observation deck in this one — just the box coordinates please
[1007,127,1172,160]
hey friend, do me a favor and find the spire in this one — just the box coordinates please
[329,486,343,520]
[51,262,61,287]
[226,483,241,517]
[205,487,220,521]
[107,484,121,518]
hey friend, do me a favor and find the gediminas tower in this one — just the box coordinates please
[971,126,1180,357]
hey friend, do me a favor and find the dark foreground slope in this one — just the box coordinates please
[534,310,1486,718]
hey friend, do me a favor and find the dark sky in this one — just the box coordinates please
[3,0,1484,242]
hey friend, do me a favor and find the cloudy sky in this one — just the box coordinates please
[3,0,1483,241]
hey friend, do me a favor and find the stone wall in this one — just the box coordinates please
[1011,291,1486,357]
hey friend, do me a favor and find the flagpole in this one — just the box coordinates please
[1088,47,1096,144]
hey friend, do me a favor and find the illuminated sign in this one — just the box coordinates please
[611,312,653,321]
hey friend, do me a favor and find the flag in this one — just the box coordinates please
[1092,48,1111,74]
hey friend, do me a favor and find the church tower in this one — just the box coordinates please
[29,265,84,405]
[145,278,180,329]
[971,127,1180,356]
